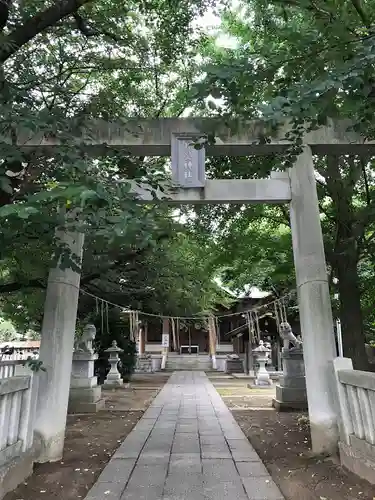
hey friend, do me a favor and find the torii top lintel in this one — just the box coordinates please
[15,117,373,156]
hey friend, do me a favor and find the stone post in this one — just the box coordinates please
[162,319,170,349]
[273,347,307,411]
[265,341,276,372]
[103,341,124,388]
[289,146,338,454]
[68,324,105,413]
[161,319,169,370]
[244,342,249,374]
[208,316,217,369]
[34,229,84,463]
[248,343,255,376]
[252,341,272,387]
[139,325,145,355]
[276,340,282,372]
[134,325,152,373]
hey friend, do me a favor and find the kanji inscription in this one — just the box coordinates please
[171,133,205,188]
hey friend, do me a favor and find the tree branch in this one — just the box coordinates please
[0,232,171,295]
[0,0,93,64]
[350,0,370,28]
[0,279,45,293]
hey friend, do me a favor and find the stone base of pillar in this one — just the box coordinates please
[33,429,65,464]
[273,348,307,411]
[134,354,153,373]
[272,397,308,412]
[68,386,105,413]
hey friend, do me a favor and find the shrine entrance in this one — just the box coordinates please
[121,117,347,455]
[177,326,206,354]
[34,117,366,460]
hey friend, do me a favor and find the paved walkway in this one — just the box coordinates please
[84,371,284,500]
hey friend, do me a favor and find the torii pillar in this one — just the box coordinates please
[34,229,84,462]
[289,147,338,454]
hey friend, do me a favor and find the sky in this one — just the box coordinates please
[193,1,241,49]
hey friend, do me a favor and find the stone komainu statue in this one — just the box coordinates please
[279,321,302,350]
[74,324,96,353]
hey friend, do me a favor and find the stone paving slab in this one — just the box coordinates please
[83,371,285,500]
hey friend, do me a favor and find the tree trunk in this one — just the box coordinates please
[325,155,369,370]
[0,0,93,63]
[336,254,369,370]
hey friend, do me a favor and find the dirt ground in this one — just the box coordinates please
[4,373,170,500]
[213,378,375,500]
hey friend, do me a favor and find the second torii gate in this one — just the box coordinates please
[32,117,368,461]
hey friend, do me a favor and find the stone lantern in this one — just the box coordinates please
[103,341,124,388]
[252,340,272,387]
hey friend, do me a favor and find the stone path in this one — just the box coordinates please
[84,371,284,500]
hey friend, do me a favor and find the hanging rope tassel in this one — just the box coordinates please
[171,317,177,352]
[246,311,252,342]
[128,311,138,342]
[274,302,280,332]
[248,312,255,344]
[276,298,284,324]
[255,310,261,343]
[106,302,109,335]
[282,298,288,324]
[176,318,180,351]
[101,300,104,336]
[215,317,220,345]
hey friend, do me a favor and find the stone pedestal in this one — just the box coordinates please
[68,351,105,413]
[134,353,153,373]
[151,355,162,372]
[103,341,124,388]
[225,355,244,374]
[252,341,272,387]
[273,348,307,411]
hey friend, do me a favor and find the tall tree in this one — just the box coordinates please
[0,0,223,331]
[192,0,375,368]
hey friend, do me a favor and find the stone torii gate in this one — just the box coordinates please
[30,117,368,461]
